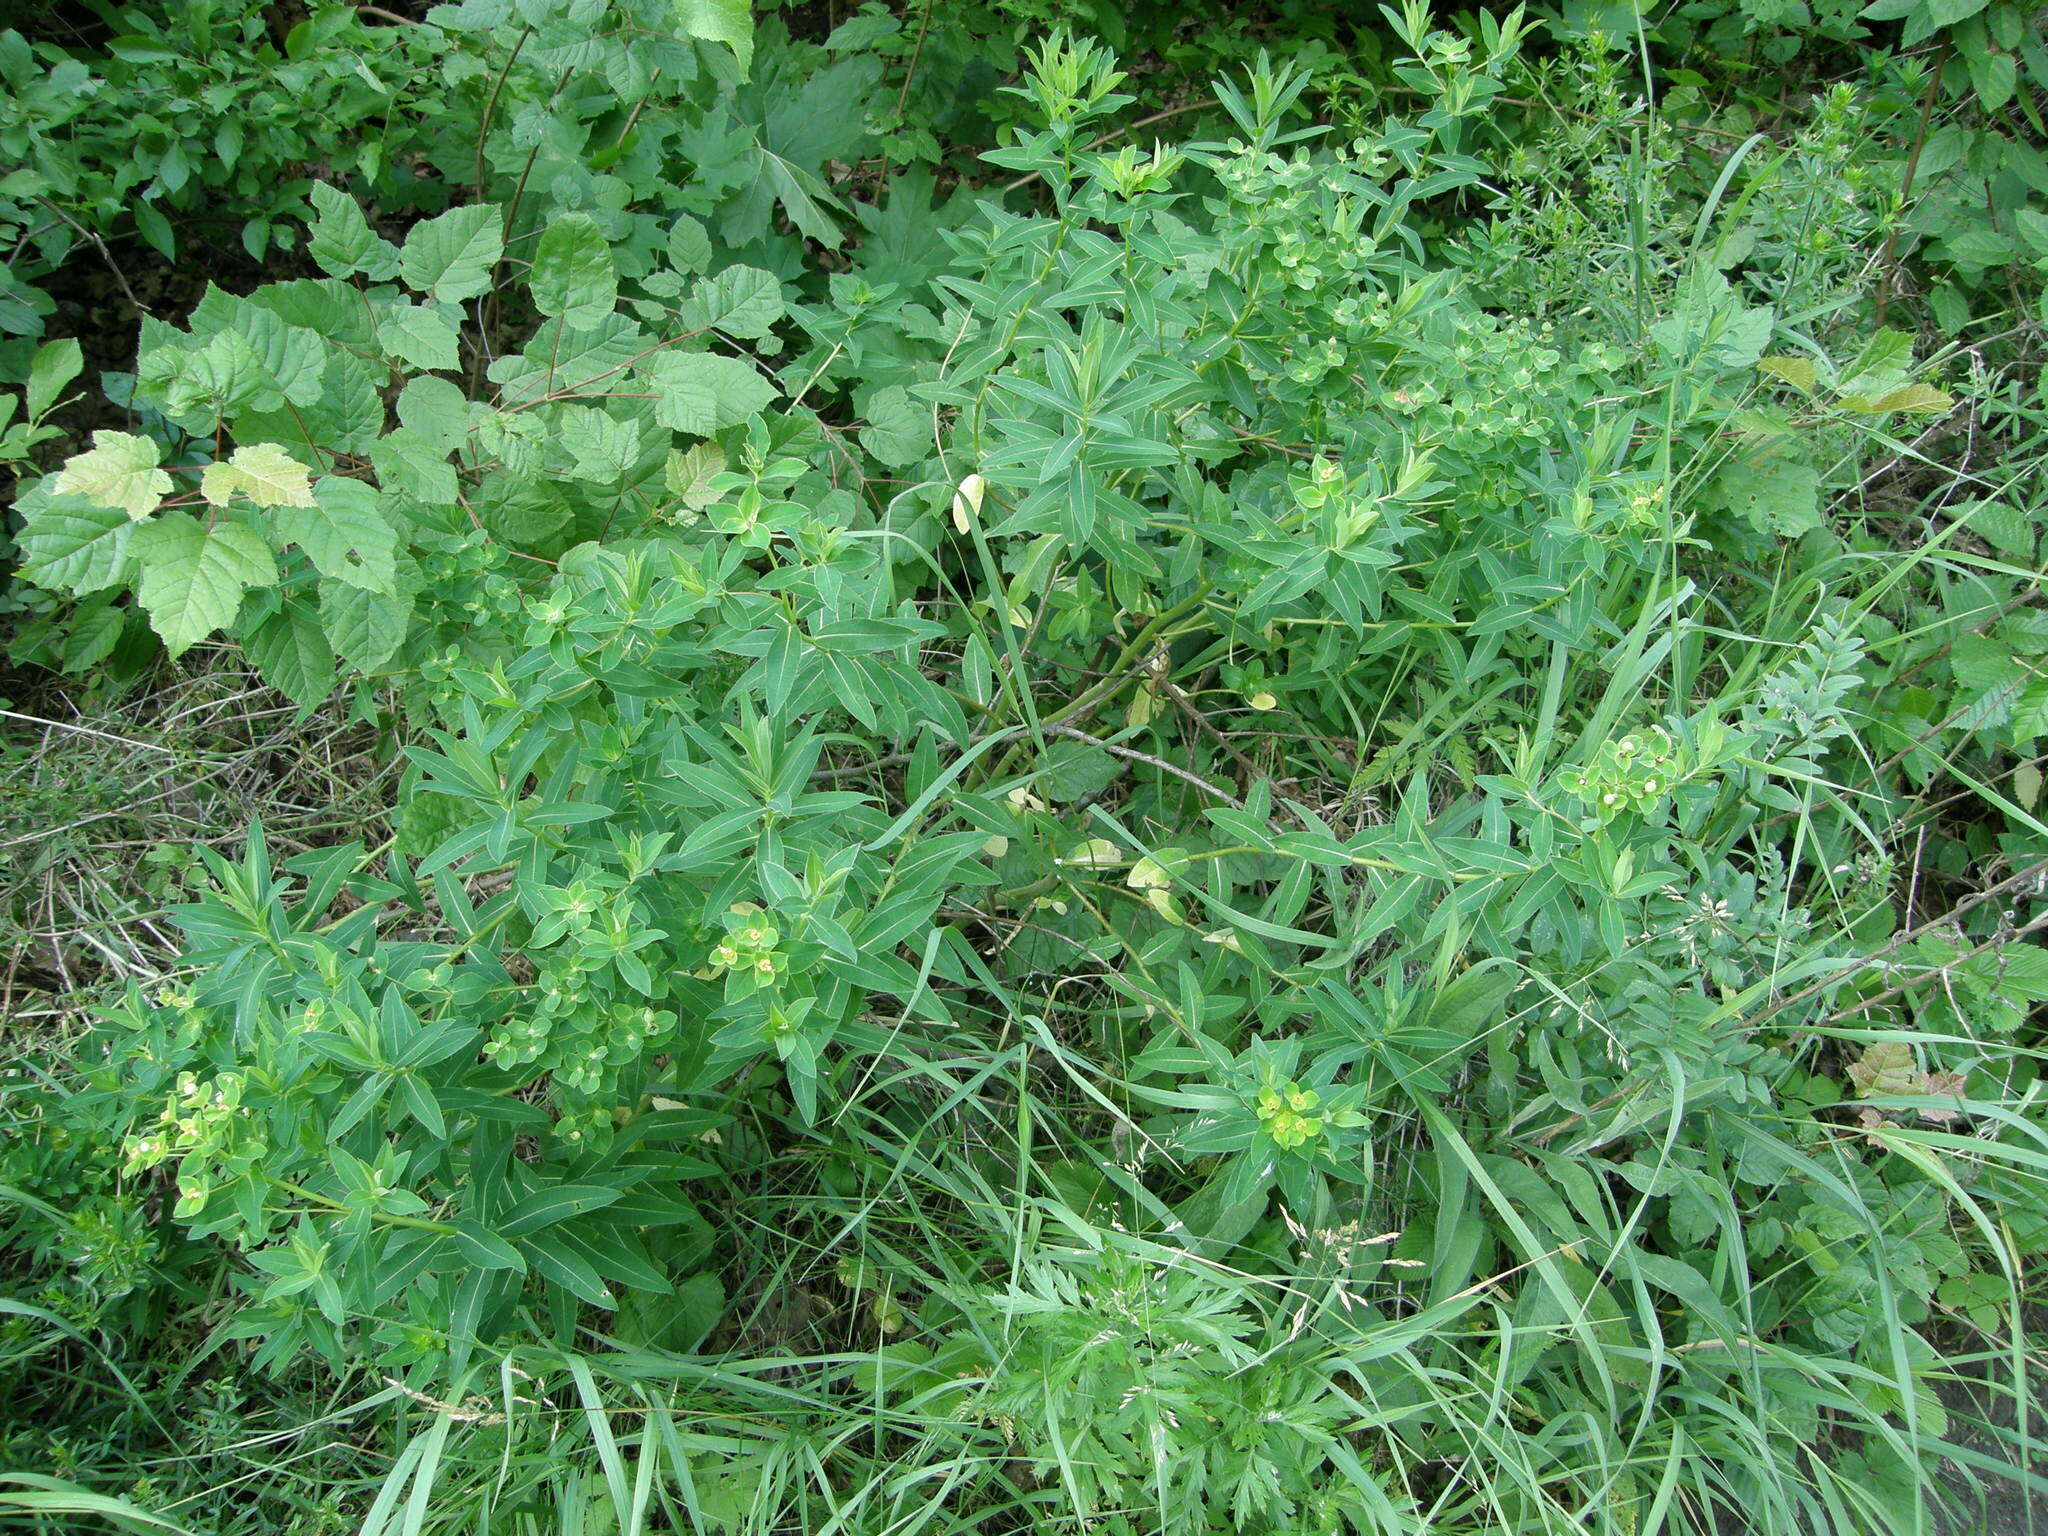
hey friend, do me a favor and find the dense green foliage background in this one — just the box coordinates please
[2,0,2047,1532]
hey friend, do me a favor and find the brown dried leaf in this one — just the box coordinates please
[1846,1040,1917,1098]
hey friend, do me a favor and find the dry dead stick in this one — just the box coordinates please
[1161,678,1268,789]
[1760,855,2048,1034]
[1046,724,1243,808]
[1809,906,2048,1033]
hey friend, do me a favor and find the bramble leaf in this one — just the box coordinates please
[532,214,618,330]
[307,183,400,280]
[275,477,399,593]
[319,576,412,672]
[665,441,726,510]
[376,300,462,372]
[674,0,754,75]
[680,265,783,340]
[244,596,337,706]
[201,442,316,509]
[51,430,172,521]
[16,494,136,595]
[399,205,504,304]
[649,351,779,435]
[861,384,927,467]
[131,514,277,656]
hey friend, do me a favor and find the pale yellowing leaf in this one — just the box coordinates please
[1142,887,1184,924]
[1838,382,1954,416]
[952,472,985,534]
[52,430,171,522]
[1058,837,1125,868]
[200,442,316,509]
[1757,355,1817,392]
[1126,856,1172,890]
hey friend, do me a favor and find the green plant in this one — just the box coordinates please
[4,7,2048,1536]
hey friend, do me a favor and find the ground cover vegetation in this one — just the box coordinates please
[0,0,2046,1531]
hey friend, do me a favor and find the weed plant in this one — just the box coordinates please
[2,3,2047,1535]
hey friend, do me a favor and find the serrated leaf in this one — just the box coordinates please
[1757,354,1817,392]
[1966,45,2016,111]
[1961,500,2034,561]
[664,441,726,509]
[1721,459,1821,537]
[649,350,779,435]
[826,11,900,48]
[26,336,82,420]
[558,405,642,482]
[397,374,472,448]
[51,430,172,521]
[1950,633,2021,694]
[276,477,399,592]
[370,428,459,505]
[209,301,328,409]
[200,442,316,509]
[376,300,461,371]
[16,493,136,595]
[1837,382,1954,415]
[531,213,617,330]
[1837,329,1915,399]
[1941,224,2014,269]
[58,599,127,673]
[754,148,846,245]
[319,576,412,672]
[487,312,645,404]
[681,265,783,340]
[235,348,382,459]
[130,514,276,656]
[860,383,928,467]
[307,182,399,280]
[674,0,753,75]
[144,326,266,422]
[399,205,504,304]
[2016,208,2048,259]
[244,596,336,707]
[1845,1040,1918,1098]
[667,214,712,274]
